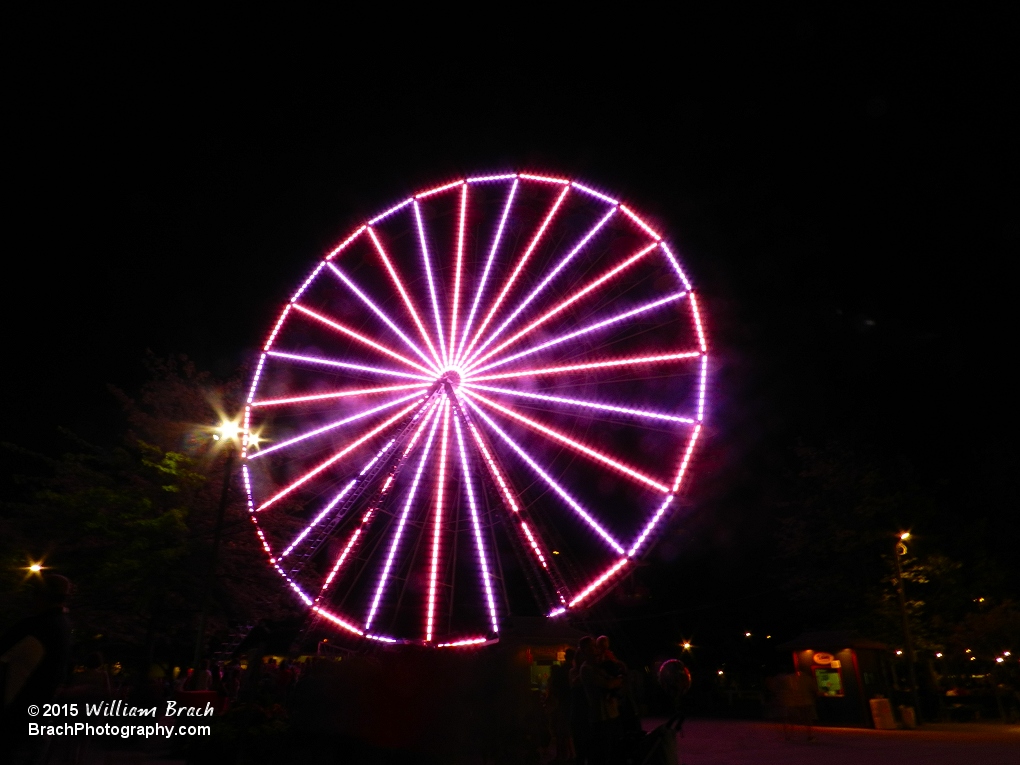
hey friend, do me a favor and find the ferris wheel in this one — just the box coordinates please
[240,173,708,647]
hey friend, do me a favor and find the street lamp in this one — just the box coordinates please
[193,415,241,666]
[893,530,922,723]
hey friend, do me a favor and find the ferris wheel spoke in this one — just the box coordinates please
[257,399,427,512]
[253,383,430,409]
[627,423,702,558]
[249,390,427,461]
[468,292,688,376]
[462,396,626,555]
[365,402,444,631]
[567,558,630,609]
[452,408,500,634]
[280,437,396,559]
[468,351,702,384]
[464,390,670,494]
[468,206,617,364]
[266,350,434,381]
[292,303,435,376]
[448,185,468,365]
[326,263,441,373]
[455,179,518,366]
[464,241,659,371]
[412,200,450,366]
[457,405,569,605]
[367,226,444,368]
[318,396,445,596]
[460,184,571,364]
[462,383,696,425]
[426,399,453,642]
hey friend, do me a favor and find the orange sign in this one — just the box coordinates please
[813,652,834,665]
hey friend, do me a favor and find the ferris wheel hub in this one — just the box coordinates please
[439,368,462,388]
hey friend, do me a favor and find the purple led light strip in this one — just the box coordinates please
[327,263,440,373]
[413,200,449,367]
[467,206,617,365]
[463,397,625,555]
[455,179,519,365]
[468,292,687,375]
[364,403,443,630]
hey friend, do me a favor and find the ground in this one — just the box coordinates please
[662,719,1020,765]
[20,718,1020,763]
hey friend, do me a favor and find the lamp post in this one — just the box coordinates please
[893,531,922,723]
[192,417,240,668]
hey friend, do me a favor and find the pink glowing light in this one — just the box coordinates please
[280,438,395,559]
[461,184,570,363]
[323,225,367,262]
[456,179,518,366]
[469,292,687,375]
[670,424,702,493]
[365,404,443,630]
[413,200,450,366]
[619,204,661,241]
[312,606,364,636]
[628,495,674,557]
[327,263,439,371]
[464,383,695,424]
[469,351,701,383]
[415,179,464,199]
[519,520,550,571]
[658,242,693,291]
[267,350,434,381]
[689,291,708,353]
[245,174,709,646]
[257,400,425,512]
[449,184,468,362]
[570,181,618,205]
[462,414,560,579]
[466,242,659,370]
[464,398,626,554]
[249,390,425,460]
[518,173,569,184]
[369,198,412,225]
[254,383,428,408]
[470,207,616,360]
[291,262,328,303]
[293,303,435,376]
[426,400,452,641]
[453,411,499,633]
[437,637,489,647]
[321,526,363,593]
[284,479,356,559]
[368,227,443,367]
[263,304,293,352]
[466,173,518,183]
[568,558,629,608]
[698,355,708,422]
[465,391,669,493]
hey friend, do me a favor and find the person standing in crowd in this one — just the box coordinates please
[581,636,623,765]
[547,648,574,761]
[570,637,596,765]
[0,574,73,756]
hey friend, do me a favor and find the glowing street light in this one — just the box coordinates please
[194,414,242,665]
[893,530,922,723]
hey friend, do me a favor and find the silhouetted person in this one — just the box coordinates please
[570,637,596,765]
[0,574,73,757]
[548,648,574,761]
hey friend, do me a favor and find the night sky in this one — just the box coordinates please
[6,9,1017,645]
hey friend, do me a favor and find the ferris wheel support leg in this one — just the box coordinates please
[446,386,570,614]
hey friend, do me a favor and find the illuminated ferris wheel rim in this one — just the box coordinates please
[239,171,708,648]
